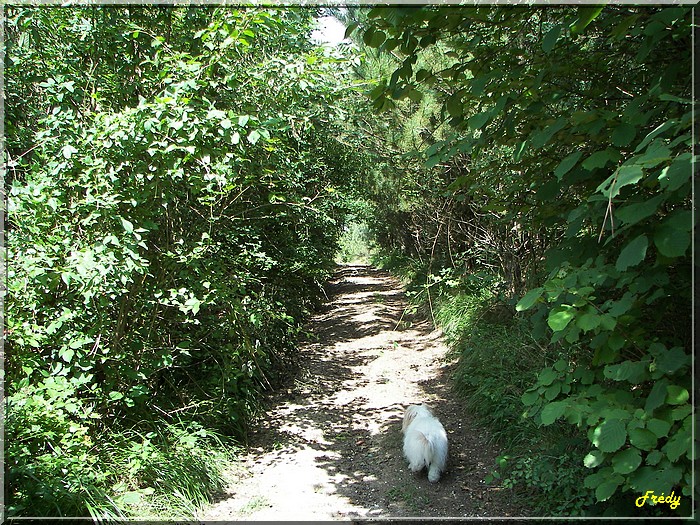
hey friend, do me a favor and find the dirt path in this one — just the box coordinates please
[198,265,522,521]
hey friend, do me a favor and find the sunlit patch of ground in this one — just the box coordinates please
[197,264,522,521]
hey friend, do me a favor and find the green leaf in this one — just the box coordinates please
[644,379,669,413]
[544,382,561,400]
[530,118,567,150]
[109,391,124,401]
[542,25,561,53]
[467,111,490,130]
[120,217,134,234]
[554,151,583,181]
[516,287,543,311]
[344,21,359,39]
[584,468,610,489]
[370,30,386,48]
[592,419,626,453]
[634,119,678,153]
[548,306,575,332]
[665,385,688,405]
[615,234,648,271]
[662,424,690,462]
[603,360,647,383]
[583,450,605,468]
[646,418,671,439]
[654,221,689,258]
[540,401,567,425]
[583,149,617,171]
[537,367,558,386]
[646,450,663,466]
[446,93,463,117]
[616,195,664,227]
[571,7,605,34]
[654,346,690,375]
[576,312,600,333]
[595,477,622,501]
[628,427,657,451]
[611,123,636,147]
[611,447,641,474]
[119,491,142,505]
[659,154,691,192]
[521,389,540,406]
[407,88,423,103]
[629,465,682,495]
[597,165,644,198]
[513,140,528,162]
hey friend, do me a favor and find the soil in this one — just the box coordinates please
[198,264,525,521]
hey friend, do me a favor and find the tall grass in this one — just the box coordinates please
[6,392,236,521]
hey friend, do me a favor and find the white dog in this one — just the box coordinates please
[401,404,448,482]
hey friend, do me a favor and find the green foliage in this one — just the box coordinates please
[6,378,232,518]
[358,5,691,515]
[6,6,371,517]
[336,221,377,264]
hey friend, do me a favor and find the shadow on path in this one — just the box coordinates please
[199,264,523,520]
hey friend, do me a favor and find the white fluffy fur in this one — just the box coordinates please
[401,404,448,482]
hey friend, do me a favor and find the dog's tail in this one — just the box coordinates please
[421,430,448,483]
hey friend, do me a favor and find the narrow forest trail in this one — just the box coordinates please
[198,265,523,520]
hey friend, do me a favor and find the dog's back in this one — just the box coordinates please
[402,408,448,482]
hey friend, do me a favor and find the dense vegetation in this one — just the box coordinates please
[349,5,693,516]
[5,6,370,518]
[5,5,693,519]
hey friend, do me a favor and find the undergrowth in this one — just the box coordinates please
[6,388,236,519]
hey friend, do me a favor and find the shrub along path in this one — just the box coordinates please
[198,264,524,520]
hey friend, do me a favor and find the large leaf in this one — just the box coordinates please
[644,379,669,413]
[592,419,626,453]
[571,6,605,34]
[576,312,600,333]
[611,122,636,147]
[548,306,575,331]
[467,111,491,130]
[516,287,543,311]
[611,447,641,474]
[654,221,690,258]
[595,476,622,502]
[554,151,583,180]
[583,450,605,468]
[615,234,648,271]
[596,165,644,198]
[659,153,692,192]
[646,418,671,439]
[662,423,690,462]
[654,346,690,375]
[665,385,689,405]
[629,465,683,495]
[530,117,567,149]
[628,427,657,451]
[542,25,561,53]
[540,401,567,425]
[615,195,664,227]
